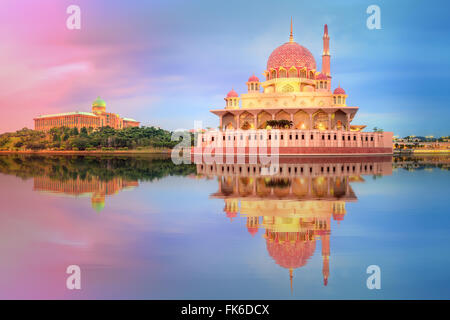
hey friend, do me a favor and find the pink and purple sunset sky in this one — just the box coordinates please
[0,0,449,136]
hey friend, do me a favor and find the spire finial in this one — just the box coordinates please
[289,268,294,294]
[289,17,294,42]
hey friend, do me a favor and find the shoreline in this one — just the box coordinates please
[0,149,172,155]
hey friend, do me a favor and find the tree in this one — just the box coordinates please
[14,141,23,148]
[80,127,88,137]
[71,137,90,150]
[71,127,79,136]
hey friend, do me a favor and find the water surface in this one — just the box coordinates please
[0,154,448,299]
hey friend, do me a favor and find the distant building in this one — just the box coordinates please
[33,175,139,212]
[34,97,139,131]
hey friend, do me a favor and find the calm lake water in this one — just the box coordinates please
[0,154,449,299]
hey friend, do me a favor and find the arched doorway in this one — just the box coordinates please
[240,111,255,130]
[313,110,329,130]
[257,111,272,129]
[294,110,309,129]
[222,112,236,130]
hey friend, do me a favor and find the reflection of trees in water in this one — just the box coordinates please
[0,155,196,182]
[393,155,450,171]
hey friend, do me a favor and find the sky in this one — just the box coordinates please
[0,0,449,137]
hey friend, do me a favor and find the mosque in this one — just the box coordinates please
[34,97,140,131]
[197,21,393,155]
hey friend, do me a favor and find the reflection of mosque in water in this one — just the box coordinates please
[33,176,138,212]
[197,156,392,289]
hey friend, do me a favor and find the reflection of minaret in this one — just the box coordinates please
[322,234,330,286]
[289,268,294,294]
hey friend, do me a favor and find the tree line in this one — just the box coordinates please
[0,126,184,151]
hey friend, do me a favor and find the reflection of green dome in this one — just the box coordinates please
[91,200,105,212]
[92,96,106,108]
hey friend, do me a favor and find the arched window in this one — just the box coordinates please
[333,97,336,104]
[320,82,323,89]
[300,70,306,78]
[279,69,287,78]
[251,83,254,91]
[338,96,341,104]
[288,68,297,78]
[323,82,327,89]
[271,70,277,79]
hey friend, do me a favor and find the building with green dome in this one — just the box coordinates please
[34,96,140,131]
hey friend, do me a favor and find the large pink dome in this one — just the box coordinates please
[267,42,316,71]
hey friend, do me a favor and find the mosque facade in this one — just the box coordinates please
[197,21,393,155]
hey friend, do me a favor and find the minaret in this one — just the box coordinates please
[322,24,330,76]
[289,17,294,43]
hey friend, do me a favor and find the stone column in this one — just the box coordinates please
[253,114,258,129]
[236,112,240,130]
[328,113,332,130]
[309,113,313,130]
[346,113,351,131]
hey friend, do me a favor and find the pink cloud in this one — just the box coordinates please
[0,0,156,132]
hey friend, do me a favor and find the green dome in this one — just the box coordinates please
[92,96,106,108]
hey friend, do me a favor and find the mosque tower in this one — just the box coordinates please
[322,24,331,76]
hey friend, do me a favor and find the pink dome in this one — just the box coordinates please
[267,42,316,71]
[333,86,346,95]
[316,73,328,80]
[226,89,238,98]
[248,74,260,82]
[247,227,258,236]
[266,237,316,269]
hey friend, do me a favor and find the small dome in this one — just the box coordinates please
[225,210,237,221]
[92,96,106,107]
[333,87,346,95]
[248,74,260,82]
[247,226,258,236]
[316,73,328,80]
[333,212,345,222]
[226,89,238,98]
